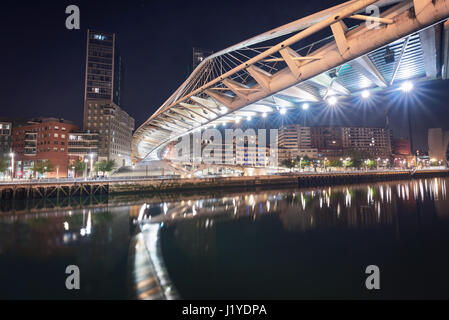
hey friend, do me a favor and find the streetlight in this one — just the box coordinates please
[84,158,89,180]
[401,80,415,164]
[89,153,94,178]
[9,152,14,180]
[302,103,310,110]
[280,108,287,115]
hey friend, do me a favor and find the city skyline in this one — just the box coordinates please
[2,0,449,304]
[2,0,449,152]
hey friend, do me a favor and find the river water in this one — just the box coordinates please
[1,177,449,299]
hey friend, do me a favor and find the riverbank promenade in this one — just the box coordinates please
[1,169,448,201]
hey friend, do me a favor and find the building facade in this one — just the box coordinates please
[278,124,392,161]
[67,131,99,157]
[428,128,449,162]
[84,30,122,105]
[341,127,392,158]
[0,121,12,158]
[83,29,134,166]
[11,118,80,178]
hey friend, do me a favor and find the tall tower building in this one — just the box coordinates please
[83,30,134,167]
[84,30,122,104]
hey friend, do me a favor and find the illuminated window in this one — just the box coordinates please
[94,34,106,40]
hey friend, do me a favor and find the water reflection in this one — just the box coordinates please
[140,178,449,231]
[0,205,131,299]
[147,178,449,299]
[1,178,449,299]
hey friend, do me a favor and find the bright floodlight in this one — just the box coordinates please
[361,90,370,98]
[401,81,413,92]
[235,117,241,123]
[327,96,337,106]
[280,108,287,115]
[262,112,267,118]
[247,116,252,121]
[219,106,228,114]
[302,103,310,110]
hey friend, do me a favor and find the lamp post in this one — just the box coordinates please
[9,152,14,180]
[84,158,89,180]
[89,153,94,178]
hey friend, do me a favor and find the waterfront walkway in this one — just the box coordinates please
[0,169,448,201]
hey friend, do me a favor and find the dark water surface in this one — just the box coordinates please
[1,178,449,299]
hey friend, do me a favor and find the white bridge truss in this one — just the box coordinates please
[133,0,449,162]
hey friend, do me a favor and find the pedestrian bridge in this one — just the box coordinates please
[133,0,449,163]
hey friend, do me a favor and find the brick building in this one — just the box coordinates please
[11,118,80,178]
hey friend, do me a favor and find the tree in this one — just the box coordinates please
[32,160,55,177]
[366,159,376,169]
[72,159,86,177]
[94,159,116,176]
[329,159,343,167]
[298,155,312,168]
[0,158,8,175]
[347,158,363,169]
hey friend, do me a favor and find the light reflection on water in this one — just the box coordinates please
[150,178,449,299]
[145,178,448,231]
[0,177,449,299]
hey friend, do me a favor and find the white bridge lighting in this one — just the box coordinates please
[327,96,338,106]
[401,81,413,92]
[132,0,449,162]
[361,90,370,98]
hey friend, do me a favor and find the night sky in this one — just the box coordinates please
[1,0,449,151]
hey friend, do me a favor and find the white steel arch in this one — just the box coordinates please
[133,0,449,162]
